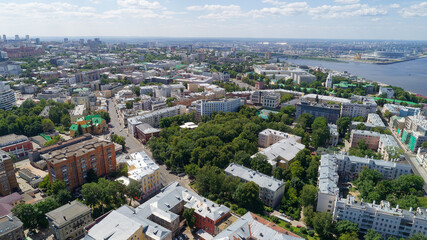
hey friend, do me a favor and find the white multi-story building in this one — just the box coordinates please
[328,124,339,147]
[341,96,377,119]
[379,87,394,98]
[127,105,186,136]
[367,113,386,128]
[225,163,285,208]
[325,72,333,89]
[301,94,351,105]
[191,98,244,119]
[334,196,427,239]
[253,137,305,169]
[125,151,161,199]
[317,154,412,213]
[378,134,403,161]
[262,92,280,108]
[0,81,15,110]
[258,129,301,148]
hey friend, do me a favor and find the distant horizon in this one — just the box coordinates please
[7,36,427,43]
[1,0,427,40]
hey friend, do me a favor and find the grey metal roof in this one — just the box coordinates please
[225,163,285,192]
[45,200,91,228]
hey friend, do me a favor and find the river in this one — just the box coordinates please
[281,57,427,97]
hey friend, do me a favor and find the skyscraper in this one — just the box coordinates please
[14,35,19,41]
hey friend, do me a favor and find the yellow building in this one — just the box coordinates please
[126,151,161,199]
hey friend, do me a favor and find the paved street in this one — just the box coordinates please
[107,100,193,191]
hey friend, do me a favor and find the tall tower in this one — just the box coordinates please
[325,72,333,89]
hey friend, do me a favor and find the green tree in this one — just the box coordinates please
[297,113,314,129]
[41,119,55,132]
[384,110,392,121]
[100,111,111,123]
[339,232,359,240]
[86,168,98,183]
[336,220,359,236]
[48,180,67,196]
[312,212,334,240]
[126,181,141,205]
[250,153,272,176]
[184,163,199,178]
[408,233,427,240]
[60,114,71,128]
[38,175,51,190]
[302,205,315,227]
[299,185,318,207]
[54,189,72,205]
[364,229,382,240]
[126,101,133,109]
[337,117,351,137]
[233,182,263,213]
[183,208,196,228]
[12,203,38,230]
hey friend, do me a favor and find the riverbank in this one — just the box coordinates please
[281,57,427,97]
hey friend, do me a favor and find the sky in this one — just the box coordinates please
[1,0,427,40]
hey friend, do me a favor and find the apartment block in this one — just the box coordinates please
[46,200,93,240]
[127,105,186,136]
[0,81,15,110]
[329,124,339,147]
[296,102,341,124]
[250,91,281,108]
[84,182,231,240]
[191,98,243,120]
[317,154,412,213]
[75,70,100,83]
[301,94,351,105]
[135,123,161,144]
[0,134,33,158]
[382,104,420,118]
[367,113,386,128]
[379,87,394,98]
[124,151,161,199]
[253,137,305,169]
[213,212,303,240]
[225,163,285,208]
[0,215,24,240]
[378,135,403,161]
[350,130,382,150]
[341,95,377,119]
[334,196,427,239]
[45,137,116,190]
[258,129,301,148]
[0,150,18,196]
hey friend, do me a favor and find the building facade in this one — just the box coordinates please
[258,129,301,148]
[334,196,427,239]
[0,134,33,158]
[296,102,341,124]
[341,96,377,119]
[0,150,18,196]
[191,98,243,120]
[350,130,382,150]
[135,123,161,144]
[126,151,161,199]
[225,163,285,208]
[46,200,93,240]
[45,137,116,190]
[0,215,24,240]
[0,81,15,110]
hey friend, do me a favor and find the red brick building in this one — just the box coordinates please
[0,150,18,196]
[135,123,160,144]
[0,134,33,158]
[2,45,44,58]
[255,81,265,90]
[45,137,116,191]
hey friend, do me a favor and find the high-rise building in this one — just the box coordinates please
[325,72,333,89]
[25,35,29,41]
[2,35,6,41]
[14,35,19,41]
[0,150,18,196]
[0,81,16,110]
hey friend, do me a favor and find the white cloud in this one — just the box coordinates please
[0,2,97,19]
[371,17,381,22]
[389,4,400,9]
[89,0,101,4]
[250,2,309,17]
[117,0,163,9]
[400,2,427,17]
[334,0,360,4]
[309,4,387,19]
[187,4,245,20]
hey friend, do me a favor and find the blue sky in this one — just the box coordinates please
[0,0,426,40]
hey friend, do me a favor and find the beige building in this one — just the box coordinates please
[46,200,93,240]
[0,215,24,240]
[350,130,381,150]
[258,129,301,148]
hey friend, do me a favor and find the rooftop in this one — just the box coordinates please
[41,137,113,165]
[255,138,305,166]
[225,163,285,192]
[45,200,91,227]
[127,151,159,182]
[351,129,382,137]
[0,133,28,148]
[0,215,23,235]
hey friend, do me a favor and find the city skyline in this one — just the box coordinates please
[1,0,427,40]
